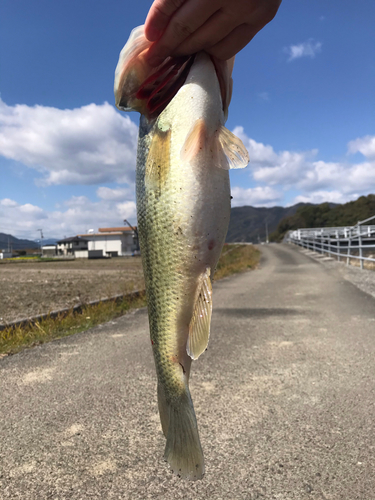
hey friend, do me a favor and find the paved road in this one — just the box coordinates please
[1,244,375,500]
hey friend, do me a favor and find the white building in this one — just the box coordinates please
[77,226,138,258]
[41,245,57,257]
[0,251,12,259]
[57,236,88,256]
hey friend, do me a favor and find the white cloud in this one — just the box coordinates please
[347,135,375,159]
[116,201,137,218]
[0,195,136,240]
[233,126,317,186]
[231,186,282,207]
[0,99,138,186]
[0,198,18,207]
[293,191,359,205]
[96,186,134,201]
[231,128,375,205]
[284,39,322,62]
[233,126,278,167]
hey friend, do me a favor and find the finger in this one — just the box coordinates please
[145,0,186,41]
[146,0,218,66]
[175,0,281,58]
[205,1,282,60]
[206,23,258,61]
[243,0,282,28]
[172,9,237,56]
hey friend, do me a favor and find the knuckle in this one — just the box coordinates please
[262,0,282,22]
[170,0,185,9]
[172,19,194,39]
[157,0,185,16]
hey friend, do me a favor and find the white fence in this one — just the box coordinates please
[287,215,375,269]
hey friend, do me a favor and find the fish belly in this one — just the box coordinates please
[136,111,230,479]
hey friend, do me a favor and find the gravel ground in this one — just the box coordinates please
[2,243,375,499]
[295,246,375,299]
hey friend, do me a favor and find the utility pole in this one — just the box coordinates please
[265,220,269,244]
[37,228,44,254]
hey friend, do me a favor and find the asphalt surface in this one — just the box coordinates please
[1,243,375,500]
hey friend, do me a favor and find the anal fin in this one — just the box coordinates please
[157,382,169,438]
[187,268,213,360]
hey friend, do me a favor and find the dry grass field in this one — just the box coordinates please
[0,245,260,354]
[0,257,145,325]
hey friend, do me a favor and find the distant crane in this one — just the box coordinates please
[124,219,140,252]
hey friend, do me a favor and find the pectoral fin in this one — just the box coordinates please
[216,126,249,169]
[181,120,249,170]
[187,269,213,360]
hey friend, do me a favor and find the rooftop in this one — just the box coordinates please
[57,236,86,244]
[77,232,126,237]
[98,226,136,233]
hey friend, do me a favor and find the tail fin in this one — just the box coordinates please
[158,384,205,480]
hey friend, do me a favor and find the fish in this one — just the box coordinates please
[114,25,249,480]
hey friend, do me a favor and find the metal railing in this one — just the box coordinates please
[287,215,375,270]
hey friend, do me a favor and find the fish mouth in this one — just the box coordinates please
[133,54,196,120]
[123,53,229,121]
[115,26,233,120]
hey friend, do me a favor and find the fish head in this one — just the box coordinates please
[114,25,235,121]
[114,26,195,120]
[114,26,152,116]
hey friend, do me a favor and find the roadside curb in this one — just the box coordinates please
[0,289,146,332]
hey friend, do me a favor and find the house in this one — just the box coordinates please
[41,245,57,257]
[56,236,88,256]
[77,226,138,258]
[0,250,12,259]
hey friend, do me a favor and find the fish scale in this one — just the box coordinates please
[115,25,249,479]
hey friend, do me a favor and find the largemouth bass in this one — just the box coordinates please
[114,25,249,480]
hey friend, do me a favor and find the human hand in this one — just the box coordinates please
[145,0,282,66]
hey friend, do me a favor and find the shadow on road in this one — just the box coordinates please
[216,307,305,318]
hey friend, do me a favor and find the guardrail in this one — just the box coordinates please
[287,215,375,270]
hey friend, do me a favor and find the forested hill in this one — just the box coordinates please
[0,233,39,250]
[226,203,308,243]
[270,194,375,242]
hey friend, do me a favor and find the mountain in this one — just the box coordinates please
[36,238,58,246]
[0,233,40,251]
[269,194,375,242]
[226,203,308,243]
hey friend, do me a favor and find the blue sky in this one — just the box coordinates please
[1,0,374,239]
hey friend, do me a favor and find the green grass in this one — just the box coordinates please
[0,293,146,356]
[0,244,260,356]
[214,243,260,280]
[0,257,71,264]
[1,256,40,262]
